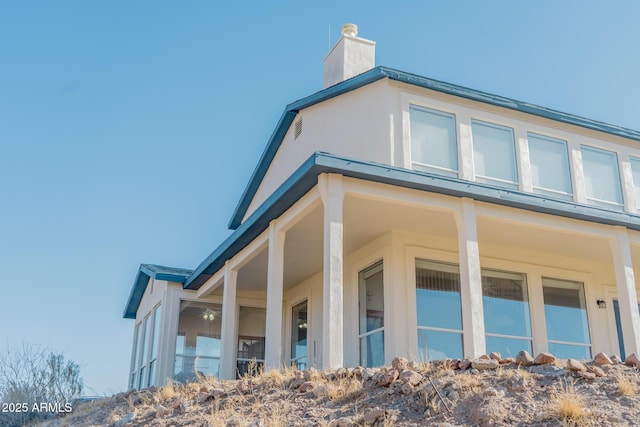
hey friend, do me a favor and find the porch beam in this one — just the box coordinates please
[456,197,486,357]
[195,267,225,299]
[610,226,640,357]
[318,173,345,369]
[219,262,238,380]
[265,221,285,370]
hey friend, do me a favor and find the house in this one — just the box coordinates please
[123,24,640,390]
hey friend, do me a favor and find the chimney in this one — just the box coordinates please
[323,23,376,89]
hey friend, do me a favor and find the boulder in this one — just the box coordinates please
[399,370,423,386]
[364,409,387,425]
[593,352,613,365]
[392,357,408,372]
[471,358,499,370]
[566,358,586,372]
[499,357,515,365]
[625,352,640,368]
[378,369,399,387]
[458,358,473,370]
[516,350,534,366]
[197,392,211,403]
[587,365,605,377]
[533,352,556,365]
[156,405,170,418]
[579,371,596,380]
[489,352,501,361]
[299,381,314,393]
[611,355,623,365]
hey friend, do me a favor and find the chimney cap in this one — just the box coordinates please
[341,23,358,37]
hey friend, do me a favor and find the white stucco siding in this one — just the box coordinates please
[243,79,395,222]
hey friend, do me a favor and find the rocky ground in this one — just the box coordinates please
[36,351,640,426]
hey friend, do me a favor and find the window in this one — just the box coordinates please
[482,269,532,357]
[581,145,623,210]
[415,260,463,360]
[174,301,222,383]
[630,157,640,210]
[147,305,162,387]
[236,306,266,378]
[358,261,385,367]
[542,278,591,359]
[138,315,151,389]
[129,323,141,390]
[290,300,308,370]
[410,105,458,176]
[528,133,572,200]
[472,120,518,188]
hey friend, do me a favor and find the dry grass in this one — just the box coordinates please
[546,379,592,425]
[156,382,177,402]
[454,372,481,395]
[617,374,638,397]
[324,377,363,402]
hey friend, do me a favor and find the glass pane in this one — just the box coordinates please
[291,300,308,369]
[174,301,223,382]
[410,106,458,174]
[630,158,640,210]
[135,322,144,370]
[237,306,266,360]
[482,269,532,338]
[360,331,385,367]
[581,145,623,206]
[486,336,532,358]
[549,343,591,360]
[132,324,141,371]
[138,367,145,389]
[237,337,265,360]
[141,316,151,367]
[543,278,591,345]
[417,329,463,361]
[472,120,517,185]
[359,262,384,334]
[150,305,162,360]
[528,133,572,196]
[129,372,136,390]
[416,260,462,330]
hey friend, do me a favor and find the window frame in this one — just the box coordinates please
[409,104,459,177]
[580,144,624,210]
[358,261,385,368]
[471,119,519,188]
[527,132,573,200]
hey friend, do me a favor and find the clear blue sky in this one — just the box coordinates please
[1,1,639,395]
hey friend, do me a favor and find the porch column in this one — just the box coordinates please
[265,221,285,369]
[220,262,238,380]
[610,226,640,356]
[318,173,345,369]
[455,197,486,357]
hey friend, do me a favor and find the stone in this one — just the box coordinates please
[499,357,515,365]
[294,370,305,380]
[566,358,586,372]
[489,352,501,361]
[533,352,556,365]
[579,371,596,380]
[611,355,623,364]
[400,370,423,386]
[299,381,314,393]
[587,365,605,377]
[210,388,225,399]
[471,358,499,370]
[115,413,136,427]
[378,369,399,387]
[236,379,251,394]
[458,358,472,370]
[312,384,328,398]
[304,367,318,381]
[400,382,414,395]
[516,350,534,366]
[199,385,210,393]
[625,352,640,368]
[364,408,387,425]
[478,354,491,360]
[198,392,211,403]
[392,357,408,372]
[336,367,348,379]
[352,367,364,380]
[156,405,170,418]
[594,352,613,365]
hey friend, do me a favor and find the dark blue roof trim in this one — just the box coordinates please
[228,66,640,230]
[123,264,192,319]
[187,151,640,292]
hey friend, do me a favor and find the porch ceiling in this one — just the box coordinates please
[476,215,612,264]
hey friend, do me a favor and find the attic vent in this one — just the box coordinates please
[294,117,303,140]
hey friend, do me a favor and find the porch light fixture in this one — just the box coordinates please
[298,321,308,329]
[596,300,607,309]
[202,309,217,321]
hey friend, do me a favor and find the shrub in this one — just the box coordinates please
[0,342,83,426]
